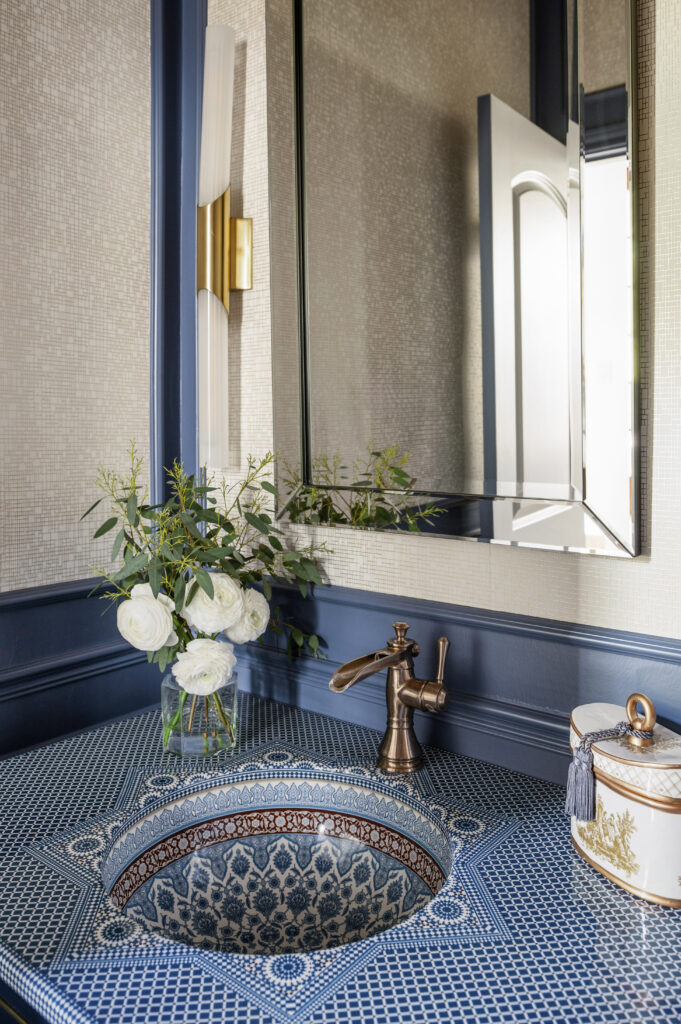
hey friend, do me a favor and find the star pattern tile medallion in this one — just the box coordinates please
[0,695,680,1024]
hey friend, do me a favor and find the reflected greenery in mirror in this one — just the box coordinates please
[283,446,446,532]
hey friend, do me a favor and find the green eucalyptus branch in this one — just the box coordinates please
[83,444,327,668]
[282,445,447,531]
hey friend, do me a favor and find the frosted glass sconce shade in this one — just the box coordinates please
[199,27,235,208]
[197,25,252,470]
[198,289,230,469]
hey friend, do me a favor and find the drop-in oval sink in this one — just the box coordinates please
[102,764,451,955]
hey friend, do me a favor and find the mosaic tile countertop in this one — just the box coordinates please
[2,693,681,1024]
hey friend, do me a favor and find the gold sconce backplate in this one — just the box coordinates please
[230,216,253,291]
[197,187,253,315]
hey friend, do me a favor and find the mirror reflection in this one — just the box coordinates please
[268,0,637,555]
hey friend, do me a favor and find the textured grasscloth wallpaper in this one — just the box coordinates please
[212,0,679,639]
[582,0,629,92]
[0,0,150,592]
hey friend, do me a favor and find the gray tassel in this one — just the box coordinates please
[564,747,596,821]
[565,720,653,822]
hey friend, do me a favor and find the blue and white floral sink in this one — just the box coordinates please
[101,762,452,955]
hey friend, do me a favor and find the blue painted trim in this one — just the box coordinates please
[149,0,164,503]
[0,578,159,754]
[0,646,159,756]
[0,578,94,609]
[0,979,47,1024]
[270,582,681,665]
[179,0,205,480]
[292,0,313,482]
[238,583,681,785]
[530,0,568,143]
[150,0,205,501]
[238,644,570,784]
[0,644,144,700]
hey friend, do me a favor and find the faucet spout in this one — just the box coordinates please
[329,648,406,692]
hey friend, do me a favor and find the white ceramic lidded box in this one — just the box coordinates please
[569,693,681,907]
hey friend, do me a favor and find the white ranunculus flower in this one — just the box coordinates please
[183,573,244,634]
[226,588,271,646]
[171,638,237,695]
[117,583,178,652]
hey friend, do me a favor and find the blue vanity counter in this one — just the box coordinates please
[1,694,680,1024]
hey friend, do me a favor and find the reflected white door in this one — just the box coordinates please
[478,94,581,501]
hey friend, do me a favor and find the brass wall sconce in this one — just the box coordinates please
[196,25,253,469]
[196,189,253,316]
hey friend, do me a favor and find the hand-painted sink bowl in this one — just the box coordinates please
[101,765,451,955]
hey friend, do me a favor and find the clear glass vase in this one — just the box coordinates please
[161,673,238,756]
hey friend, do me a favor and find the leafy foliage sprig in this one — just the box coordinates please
[282,445,446,531]
[84,445,325,670]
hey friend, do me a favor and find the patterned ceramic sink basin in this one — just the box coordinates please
[101,764,451,955]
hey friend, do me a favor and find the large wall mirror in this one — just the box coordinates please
[266,0,638,556]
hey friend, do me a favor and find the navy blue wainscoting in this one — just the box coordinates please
[0,582,160,756]
[237,584,681,785]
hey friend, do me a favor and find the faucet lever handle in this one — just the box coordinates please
[435,637,450,685]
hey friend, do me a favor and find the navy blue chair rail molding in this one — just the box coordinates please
[0,580,158,755]
[237,583,681,786]
[5,576,681,779]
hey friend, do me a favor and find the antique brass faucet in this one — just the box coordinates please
[329,622,450,773]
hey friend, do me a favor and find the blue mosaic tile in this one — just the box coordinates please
[0,693,680,1024]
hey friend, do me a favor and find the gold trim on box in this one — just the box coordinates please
[570,715,681,770]
[197,186,253,316]
[595,768,681,813]
[571,837,681,908]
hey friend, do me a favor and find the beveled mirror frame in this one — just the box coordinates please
[266,0,639,557]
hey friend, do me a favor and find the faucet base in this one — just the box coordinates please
[377,752,423,774]
[377,716,425,773]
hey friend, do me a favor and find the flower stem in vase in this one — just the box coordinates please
[212,693,235,744]
[163,688,188,748]
[187,694,199,732]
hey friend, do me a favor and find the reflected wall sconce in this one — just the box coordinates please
[197,25,253,469]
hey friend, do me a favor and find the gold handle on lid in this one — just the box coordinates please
[625,692,656,746]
